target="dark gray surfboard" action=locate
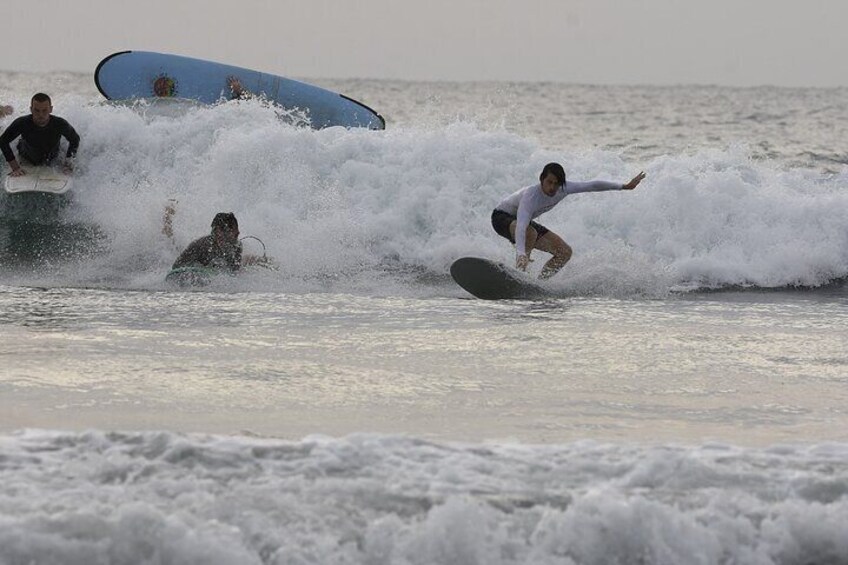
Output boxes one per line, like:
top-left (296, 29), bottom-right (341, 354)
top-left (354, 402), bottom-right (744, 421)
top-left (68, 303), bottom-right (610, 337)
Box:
top-left (450, 257), bottom-right (550, 300)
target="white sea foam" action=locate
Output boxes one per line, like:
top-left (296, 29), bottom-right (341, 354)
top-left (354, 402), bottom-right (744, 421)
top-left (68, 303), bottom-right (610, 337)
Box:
top-left (3, 76), bottom-right (848, 564)
top-left (1, 430), bottom-right (847, 564)
top-left (2, 95), bottom-right (844, 296)
top-left (2, 75), bottom-right (847, 295)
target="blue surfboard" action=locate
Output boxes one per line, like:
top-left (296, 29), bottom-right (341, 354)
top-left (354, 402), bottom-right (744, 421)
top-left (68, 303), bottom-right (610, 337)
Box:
top-left (94, 51), bottom-right (385, 130)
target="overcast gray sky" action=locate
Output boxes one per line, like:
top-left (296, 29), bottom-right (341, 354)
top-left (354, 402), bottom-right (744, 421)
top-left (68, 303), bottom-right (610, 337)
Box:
top-left (5, 0), bottom-right (847, 86)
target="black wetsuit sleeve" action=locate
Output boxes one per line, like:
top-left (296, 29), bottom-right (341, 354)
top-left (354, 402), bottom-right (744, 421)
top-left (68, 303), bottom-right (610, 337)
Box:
top-left (0, 116), bottom-right (25, 162)
top-left (55, 117), bottom-right (80, 159)
top-left (233, 243), bottom-right (243, 271)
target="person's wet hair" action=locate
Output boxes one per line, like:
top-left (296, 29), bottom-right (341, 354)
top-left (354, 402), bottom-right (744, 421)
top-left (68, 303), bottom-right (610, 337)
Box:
top-left (540, 162), bottom-right (566, 186)
top-left (211, 212), bottom-right (238, 231)
top-left (31, 92), bottom-right (51, 105)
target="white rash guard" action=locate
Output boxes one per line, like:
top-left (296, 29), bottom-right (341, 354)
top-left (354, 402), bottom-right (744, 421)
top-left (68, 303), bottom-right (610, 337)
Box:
top-left (495, 179), bottom-right (622, 259)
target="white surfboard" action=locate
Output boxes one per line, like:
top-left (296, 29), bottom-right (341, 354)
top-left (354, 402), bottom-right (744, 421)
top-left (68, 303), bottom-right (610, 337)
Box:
top-left (4, 166), bottom-right (73, 195)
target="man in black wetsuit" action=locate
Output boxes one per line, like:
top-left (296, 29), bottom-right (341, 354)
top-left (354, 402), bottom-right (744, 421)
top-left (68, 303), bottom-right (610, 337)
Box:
top-left (172, 212), bottom-right (244, 272)
top-left (0, 93), bottom-right (80, 177)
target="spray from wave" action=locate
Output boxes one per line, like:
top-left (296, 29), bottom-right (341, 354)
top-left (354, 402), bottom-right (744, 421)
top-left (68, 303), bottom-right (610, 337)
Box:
top-left (3, 94), bottom-right (847, 296)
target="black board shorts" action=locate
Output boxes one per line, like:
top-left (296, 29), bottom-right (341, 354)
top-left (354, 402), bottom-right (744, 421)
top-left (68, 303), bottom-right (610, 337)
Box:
top-left (491, 209), bottom-right (549, 244)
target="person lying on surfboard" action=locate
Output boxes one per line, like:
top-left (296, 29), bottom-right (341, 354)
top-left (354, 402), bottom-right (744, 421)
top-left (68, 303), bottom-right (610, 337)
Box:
top-left (171, 212), bottom-right (268, 272)
top-left (0, 93), bottom-right (80, 177)
top-left (491, 162), bottom-right (645, 279)
top-left (172, 212), bottom-right (245, 272)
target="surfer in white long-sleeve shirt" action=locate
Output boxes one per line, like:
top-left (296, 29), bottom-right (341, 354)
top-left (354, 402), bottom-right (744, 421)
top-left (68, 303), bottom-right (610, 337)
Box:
top-left (492, 162), bottom-right (645, 279)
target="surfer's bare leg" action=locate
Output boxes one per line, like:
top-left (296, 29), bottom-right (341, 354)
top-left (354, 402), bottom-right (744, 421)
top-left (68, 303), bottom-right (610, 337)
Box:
top-left (535, 231), bottom-right (572, 279)
top-left (508, 221), bottom-right (539, 257)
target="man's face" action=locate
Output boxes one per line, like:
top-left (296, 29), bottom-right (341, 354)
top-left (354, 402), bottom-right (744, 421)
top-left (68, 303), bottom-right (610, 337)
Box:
top-left (30, 100), bottom-right (52, 127)
top-left (215, 225), bottom-right (239, 246)
top-left (541, 172), bottom-right (562, 196)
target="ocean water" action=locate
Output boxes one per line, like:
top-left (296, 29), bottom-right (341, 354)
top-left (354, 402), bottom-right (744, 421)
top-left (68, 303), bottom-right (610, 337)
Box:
top-left (1, 72), bottom-right (847, 564)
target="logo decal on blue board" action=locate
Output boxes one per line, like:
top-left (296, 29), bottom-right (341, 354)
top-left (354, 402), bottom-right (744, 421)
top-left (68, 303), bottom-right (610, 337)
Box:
top-left (227, 75), bottom-right (249, 100)
top-left (152, 74), bottom-right (178, 97)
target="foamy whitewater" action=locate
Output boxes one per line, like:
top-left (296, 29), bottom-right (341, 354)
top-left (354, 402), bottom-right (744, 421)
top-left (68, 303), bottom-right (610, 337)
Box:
top-left (1, 72), bottom-right (847, 564)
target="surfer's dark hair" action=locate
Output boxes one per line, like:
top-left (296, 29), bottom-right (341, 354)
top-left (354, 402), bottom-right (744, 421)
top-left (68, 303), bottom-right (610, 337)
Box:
top-left (211, 212), bottom-right (238, 231)
top-left (540, 162), bottom-right (566, 186)
top-left (31, 92), bottom-right (51, 105)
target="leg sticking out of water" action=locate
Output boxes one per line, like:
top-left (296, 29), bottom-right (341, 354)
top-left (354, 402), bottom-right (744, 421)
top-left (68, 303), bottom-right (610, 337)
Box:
top-left (509, 220), bottom-right (572, 279)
